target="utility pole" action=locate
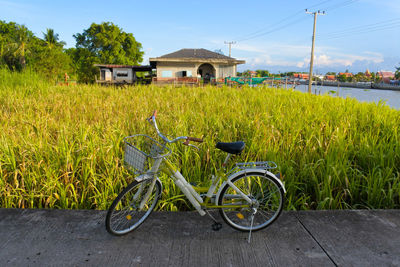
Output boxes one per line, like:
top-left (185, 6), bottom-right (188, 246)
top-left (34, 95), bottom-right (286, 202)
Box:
top-left (306, 9), bottom-right (325, 93)
top-left (224, 41), bottom-right (236, 57)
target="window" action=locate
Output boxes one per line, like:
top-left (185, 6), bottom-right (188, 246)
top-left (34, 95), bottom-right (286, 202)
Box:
top-left (116, 71), bottom-right (128, 77)
top-left (162, 71), bottom-right (172, 78)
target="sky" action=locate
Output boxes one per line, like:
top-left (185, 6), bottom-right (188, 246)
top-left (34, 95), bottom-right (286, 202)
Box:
top-left (1, 0), bottom-right (400, 73)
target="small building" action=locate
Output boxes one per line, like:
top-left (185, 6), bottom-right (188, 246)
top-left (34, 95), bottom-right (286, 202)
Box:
top-left (293, 73), bottom-right (309, 80)
top-left (248, 71), bottom-right (257, 77)
top-left (94, 64), bottom-right (153, 85)
top-left (324, 75), bottom-right (336, 81)
top-left (149, 48), bottom-right (245, 84)
top-left (378, 71), bottom-right (395, 83)
top-left (338, 72), bottom-right (353, 78)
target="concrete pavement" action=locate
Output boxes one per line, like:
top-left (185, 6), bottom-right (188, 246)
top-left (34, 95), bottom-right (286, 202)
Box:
top-left (0, 209), bottom-right (399, 266)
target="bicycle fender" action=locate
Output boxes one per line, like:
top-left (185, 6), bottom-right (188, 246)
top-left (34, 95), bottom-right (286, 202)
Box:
top-left (215, 169), bottom-right (286, 203)
top-left (135, 173), bottom-right (153, 182)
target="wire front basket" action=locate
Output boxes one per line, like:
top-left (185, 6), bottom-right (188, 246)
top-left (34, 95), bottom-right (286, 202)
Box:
top-left (123, 134), bottom-right (171, 174)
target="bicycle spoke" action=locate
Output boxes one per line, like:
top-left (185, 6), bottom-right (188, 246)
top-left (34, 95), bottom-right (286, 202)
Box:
top-left (219, 174), bottom-right (284, 231)
top-left (106, 179), bottom-right (161, 235)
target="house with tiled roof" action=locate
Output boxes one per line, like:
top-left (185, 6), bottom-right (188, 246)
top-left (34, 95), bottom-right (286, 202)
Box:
top-left (149, 48), bottom-right (245, 83)
top-left (338, 72), bottom-right (353, 78)
top-left (293, 73), bottom-right (309, 79)
top-left (378, 71), bottom-right (395, 83)
top-left (324, 75), bottom-right (336, 81)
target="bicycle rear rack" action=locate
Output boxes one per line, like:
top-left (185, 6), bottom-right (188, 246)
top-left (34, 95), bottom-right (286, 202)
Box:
top-left (235, 161), bottom-right (277, 170)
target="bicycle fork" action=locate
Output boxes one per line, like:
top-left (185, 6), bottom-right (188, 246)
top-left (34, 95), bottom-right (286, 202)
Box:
top-left (136, 158), bottom-right (163, 210)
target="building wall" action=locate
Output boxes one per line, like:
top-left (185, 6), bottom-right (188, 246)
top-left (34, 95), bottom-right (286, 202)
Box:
top-left (156, 62), bottom-right (237, 78)
top-left (112, 68), bottom-right (134, 82)
top-left (217, 64), bottom-right (235, 78)
top-left (156, 62), bottom-right (197, 78)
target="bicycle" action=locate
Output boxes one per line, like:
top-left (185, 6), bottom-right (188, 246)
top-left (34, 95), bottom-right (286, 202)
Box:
top-left (105, 111), bottom-right (286, 242)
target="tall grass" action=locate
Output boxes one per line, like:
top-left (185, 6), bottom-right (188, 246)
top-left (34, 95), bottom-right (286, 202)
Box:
top-left (0, 69), bottom-right (399, 210)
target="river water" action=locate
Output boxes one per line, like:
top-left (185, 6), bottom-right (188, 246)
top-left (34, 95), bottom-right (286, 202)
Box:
top-left (292, 84), bottom-right (400, 110)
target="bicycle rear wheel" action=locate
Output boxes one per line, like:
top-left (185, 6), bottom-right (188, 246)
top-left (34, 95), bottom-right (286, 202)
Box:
top-left (218, 172), bottom-right (284, 232)
top-left (106, 178), bottom-right (162, 236)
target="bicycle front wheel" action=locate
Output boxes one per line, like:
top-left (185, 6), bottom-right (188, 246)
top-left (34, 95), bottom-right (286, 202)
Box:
top-left (105, 178), bottom-right (162, 236)
top-left (218, 172), bottom-right (284, 232)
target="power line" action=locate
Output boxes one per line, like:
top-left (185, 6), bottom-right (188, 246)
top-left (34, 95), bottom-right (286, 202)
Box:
top-left (237, 17), bottom-right (309, 42)
top-left (322, 0), bottom-right (359, 12)
top-left (319, 18), bottom-right (400, 40)
top-left (233, 0), bottom-right (334, 42)
top-left (324, 18), bottom-right (400, 35)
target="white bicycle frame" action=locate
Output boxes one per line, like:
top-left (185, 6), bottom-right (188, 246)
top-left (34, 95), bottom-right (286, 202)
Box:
top-left (136, 113), bottom-right (286, 216)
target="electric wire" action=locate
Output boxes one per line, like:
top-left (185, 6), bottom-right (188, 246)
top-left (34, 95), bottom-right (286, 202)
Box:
top-left (322, 0), bottom-right (359, 12)
top-left (319, 18), bottom-right (400, 40)
top-left (237, 17), bottom-right (309, 42)
top-left (234, 0), bottom-right (360, 42)
top-left (233, 0), bottom-right (334, 42)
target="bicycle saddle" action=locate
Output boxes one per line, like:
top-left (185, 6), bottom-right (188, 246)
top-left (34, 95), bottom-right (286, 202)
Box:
top-left (215, 141), bottom-right (245, 154)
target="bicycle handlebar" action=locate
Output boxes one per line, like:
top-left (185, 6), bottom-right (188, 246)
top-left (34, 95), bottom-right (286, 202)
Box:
top-left (147, 110), bottom-right (202, 145)
top-left (183, 136), bottom-right (203, 145)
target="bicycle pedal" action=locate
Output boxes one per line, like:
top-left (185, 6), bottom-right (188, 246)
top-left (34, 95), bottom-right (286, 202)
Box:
top-left (211, 222), bottom-right (222, 231)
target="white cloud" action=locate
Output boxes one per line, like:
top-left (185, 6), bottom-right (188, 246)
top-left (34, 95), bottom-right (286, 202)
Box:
top-left (235, 40), bottom-right (384, 70)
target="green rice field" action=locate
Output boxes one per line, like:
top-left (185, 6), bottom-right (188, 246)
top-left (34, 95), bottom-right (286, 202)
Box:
top-left (1, 69), bottom-right (399, 211)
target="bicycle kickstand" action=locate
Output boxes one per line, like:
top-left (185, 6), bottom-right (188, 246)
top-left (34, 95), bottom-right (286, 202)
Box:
top-left (205, 210), bottom-right (222, 231)
top-left (248, 208), bottom-right (257, 244)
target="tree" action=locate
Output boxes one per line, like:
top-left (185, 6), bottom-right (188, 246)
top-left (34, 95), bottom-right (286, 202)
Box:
top-left (70, 22), bottom-right (144, 82)
top-left (338, 74), bottom-right (347, 82)
top-left (395, 64), bottom-right (400, 80)
top-left (74, 22), bottom-right (143, 65)
top-left (66, 47), bottom-right (98, 83)
top-left (12, 25), bottom-right (32, 69)
top-left (0, 21), bottom-right (35, 70)
top-left (43, 28), bottom-right (65, 49)
top-left (256, 69), bottom-right (270, 77)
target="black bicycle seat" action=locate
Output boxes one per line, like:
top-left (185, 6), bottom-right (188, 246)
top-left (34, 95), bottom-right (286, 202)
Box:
top-left (215, 141), bottom-right (245, 154)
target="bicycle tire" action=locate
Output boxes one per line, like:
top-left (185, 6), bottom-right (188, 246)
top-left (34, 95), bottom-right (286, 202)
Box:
top-left (218, 172), bottom-right (284, 232)
top-left (105, 179), bottom-right (162, 236)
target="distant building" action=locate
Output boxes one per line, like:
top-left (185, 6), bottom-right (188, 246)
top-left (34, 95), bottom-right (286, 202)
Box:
top-left (365, 69), bottom-right (371, 77)
top-left (94, 64), bottom-right (153, 85)
top-left (338, 72), bottom-right (353, 78)
top-left (149, 48), bottom-right (245, 84)
top-left (378, 71), bottom-right (395, 83)
top-left (249, 71), bottom-right (257, 77)
top-left (293, 73), bottom-right (309, 80)
top-left (324, 75), bottom-right (336, 81)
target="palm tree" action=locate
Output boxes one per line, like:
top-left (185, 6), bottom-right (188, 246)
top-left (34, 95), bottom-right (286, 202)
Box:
top-left (12, 25), bottom-right (30, 69)
top-left (43, 28), bottom-right (65, 49)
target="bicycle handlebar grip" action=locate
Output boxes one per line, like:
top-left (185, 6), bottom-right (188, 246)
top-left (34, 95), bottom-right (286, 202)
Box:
top-left (183, 136), bottom-right (203, 145)
top-left (188, 137), bottom-right (203, 143)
